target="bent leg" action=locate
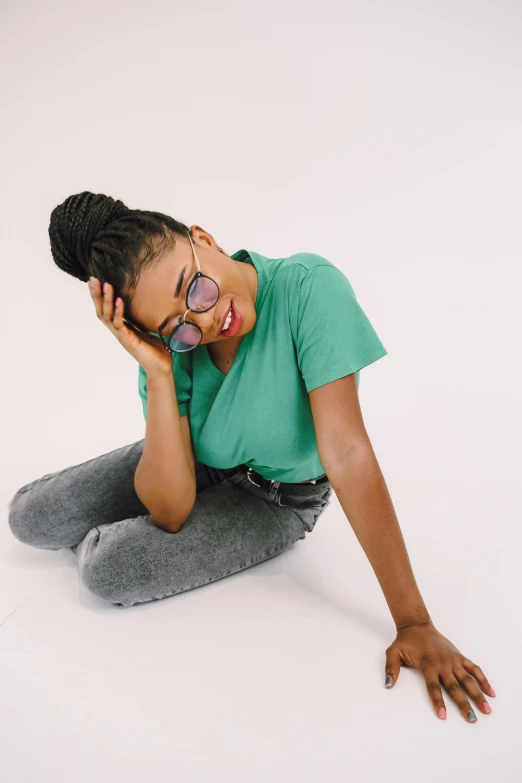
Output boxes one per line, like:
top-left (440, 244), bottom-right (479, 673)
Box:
top-left (8, 440), bottom-right (213, 551)
top-left (77, 482), bottom-right (306, 607)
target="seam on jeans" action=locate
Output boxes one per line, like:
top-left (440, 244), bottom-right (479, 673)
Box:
top-left (113, 540), bottom-right (296, 607)
top-left (14, 443), bottom-right (143, 495)
top-left (13, 486), bottom-right (33, 496)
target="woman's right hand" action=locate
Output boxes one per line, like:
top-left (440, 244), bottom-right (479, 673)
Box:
top-left (88, 277), bottom-right (173, 377)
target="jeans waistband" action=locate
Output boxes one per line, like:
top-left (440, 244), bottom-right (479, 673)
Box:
top-left (228, 464), bottom-right (330, 492)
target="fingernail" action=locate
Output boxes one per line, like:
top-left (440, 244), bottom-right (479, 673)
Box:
top-left (467, 710), bottom-right (477, 722)
top-left (103, 282), bottom-right (109, 292)
top-left (385, 675), bottom-right (393, 688)
top-left (483, 703), bottom-right (492, 714)
top-left (490, 687), bottom-right (496, 697)
top-left (438, 707), bottom-right (446, 719)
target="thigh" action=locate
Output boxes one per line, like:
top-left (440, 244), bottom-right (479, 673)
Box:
top-left (8, 440), bottom-right (214, 551)
top-left (8, 439), bottom-right (150, 549)
top-left (77, 480), bottom-right (307, 607)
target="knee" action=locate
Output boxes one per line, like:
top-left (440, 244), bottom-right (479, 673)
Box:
top-left (79, 543), bottom-right (132, 607)
top-left (80, 569), bottom-right (131, 607)
top-left (8, 487), bottom-right (37, 544)
top-left (8, 487), bottom-right (61, 550)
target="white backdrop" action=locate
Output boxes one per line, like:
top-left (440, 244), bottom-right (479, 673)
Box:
top-left (1, 1), bottom-right (521, 781)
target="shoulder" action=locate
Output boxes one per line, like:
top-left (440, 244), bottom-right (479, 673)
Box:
top-left (276, 252), bottom-right (355, 304)
top-left (274, 251), bottom-right (350, 291)
top-left (278, 251), bottom-right (337, 275)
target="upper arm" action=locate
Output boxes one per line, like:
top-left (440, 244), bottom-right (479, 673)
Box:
top-left (309, 372), bottom-right (372, 470)
top-left (180, 413), bottom-right (196, 478)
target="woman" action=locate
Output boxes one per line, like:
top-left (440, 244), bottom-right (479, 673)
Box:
top-left (8, 191), bottom-right (495, 723)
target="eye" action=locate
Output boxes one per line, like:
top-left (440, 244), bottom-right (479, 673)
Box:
top-left (181, 272), bottom-right (194, 302)
top-left (167, 318), bottom-right (179, 333)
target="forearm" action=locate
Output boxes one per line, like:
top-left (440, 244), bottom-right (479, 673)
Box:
top-left (326, 447), bottom-right (432, 630)
top-left (134, 369), bottom-right (196, 532)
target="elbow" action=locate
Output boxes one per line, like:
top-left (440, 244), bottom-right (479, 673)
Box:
top-left (150, 499), bottom-right (195, 534)
top-left (135, 479), bottom-right (196, 534)
top-left (151, 516), bottom-right (184, 534)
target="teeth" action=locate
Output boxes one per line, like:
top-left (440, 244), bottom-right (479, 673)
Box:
top-left (221, 305), bottom-right (233, 332)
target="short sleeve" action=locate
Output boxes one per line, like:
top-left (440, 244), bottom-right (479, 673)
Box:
top-left (137, 350), bottom-right (193, 420)
top-left (294, 264), bottom-right (388, 393)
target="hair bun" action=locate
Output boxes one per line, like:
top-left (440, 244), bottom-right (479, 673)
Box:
top-left (49, 191), bottom-right (129, 281)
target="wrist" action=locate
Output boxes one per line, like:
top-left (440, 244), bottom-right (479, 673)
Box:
top-left (397, 619), bottom-right (434, 631)
top-left (394, 606), bottom-right (432, 632)
top-left (145, 363), bottom-right (173, 381)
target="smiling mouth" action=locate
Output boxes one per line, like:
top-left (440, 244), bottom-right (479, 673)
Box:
top-left (217, 301), bottom-right (234, 335)
top-left (217, 303), bottom-right (231, 335)
top-left (216, 300), bottom-right (242, 337)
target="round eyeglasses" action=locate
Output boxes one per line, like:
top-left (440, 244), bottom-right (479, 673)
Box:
top-left (124, 232), bottom-right (220, 354)
top-left (161, 268), bottom-right (220, 353)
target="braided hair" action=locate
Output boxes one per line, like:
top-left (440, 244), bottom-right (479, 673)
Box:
top-left (48, 191), bottom-right (193, 321)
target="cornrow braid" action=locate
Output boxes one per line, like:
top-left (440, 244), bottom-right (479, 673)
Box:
top-left (48, 191), bottom-right (193, 318)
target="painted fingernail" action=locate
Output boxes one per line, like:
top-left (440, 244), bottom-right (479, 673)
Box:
top-left (483, 702), bottom-right (492, 714)
top-left (438, 707), bottom-right (446, 719)
top-left (467, 710), bottom-right (477, 722)
top-left (490, 687), bottom-right (496, 697)
top-left (103, 282), bottom-right (109, 292)
top-left (385, 676), bottom-right (393, 688)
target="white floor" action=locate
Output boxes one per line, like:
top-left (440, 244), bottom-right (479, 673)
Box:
top-left (2, 476), bottom-right (519, 783)
top-left (3, 0), bottom-right (521, 779)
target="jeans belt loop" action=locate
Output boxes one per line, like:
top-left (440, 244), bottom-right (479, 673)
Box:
top-left (246, 467), bottom-right (261, 487)
top-left (246, 467), bottom-right (277, 498)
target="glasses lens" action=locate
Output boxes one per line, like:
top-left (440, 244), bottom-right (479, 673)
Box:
top-left (168, 275), bottom-right (219, 352)
top-left (169, 322), bottom-right (201, 352)
top-left (187, 275), bottom-right (219, 311)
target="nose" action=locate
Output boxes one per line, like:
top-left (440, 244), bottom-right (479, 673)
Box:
top-left (188, 300), bottom-right (220, 336)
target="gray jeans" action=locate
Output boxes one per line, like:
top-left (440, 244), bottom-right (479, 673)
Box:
top-left (8, 439), bottom-right (333, 608)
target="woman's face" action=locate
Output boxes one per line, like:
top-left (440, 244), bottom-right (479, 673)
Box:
top-left (127, 226), bottom-right (258, 348)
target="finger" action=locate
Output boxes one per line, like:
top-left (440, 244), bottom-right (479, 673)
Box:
top-left (384, 644), bottom-right (401, 688)
top-left (113, 296), bottom-right (125, 330)
top-left (102, 281), bottom-right (114, 322)
top-left (420, 665), bottom-right (447, 720)
top-left (461, 658), bottom-right (496, 698)
top-left (88, 277), bottom-right (103, 319)
top-left (440, 671), bottom-right (478, 723)
top-left (454, 666), bottom-right (492, 715)
top-left (107, 293), bottom-right (135, 346)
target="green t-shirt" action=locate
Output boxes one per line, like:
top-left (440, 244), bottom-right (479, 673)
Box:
top-left (138, 249), bottom-right (388, 483)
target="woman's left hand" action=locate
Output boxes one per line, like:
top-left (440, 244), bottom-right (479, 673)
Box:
top-left (384, 621), bottom-right (496, 722)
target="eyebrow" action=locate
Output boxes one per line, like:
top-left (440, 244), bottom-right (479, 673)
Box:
top-left (158, 264), bottom-right (188, 333)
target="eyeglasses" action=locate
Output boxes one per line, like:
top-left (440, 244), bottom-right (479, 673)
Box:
top-left (124, 232), bottom-right (220, 354)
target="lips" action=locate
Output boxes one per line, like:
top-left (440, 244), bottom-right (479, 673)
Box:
top-left (216, 300), bottom-right (233, 336)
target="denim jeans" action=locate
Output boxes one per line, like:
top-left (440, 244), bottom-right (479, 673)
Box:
top-left (8, 439), bottom-right (333, 608)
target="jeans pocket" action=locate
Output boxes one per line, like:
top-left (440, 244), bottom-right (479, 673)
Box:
top-left (321, 486), bottom-right (333, 508)
top-left (276, 485), bottom-right (332, 513)
top-left (220, 468), bottom-right (252, 489)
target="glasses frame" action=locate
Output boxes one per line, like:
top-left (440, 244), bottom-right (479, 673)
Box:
top-left (123, 232), bottom-right (220, 354)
